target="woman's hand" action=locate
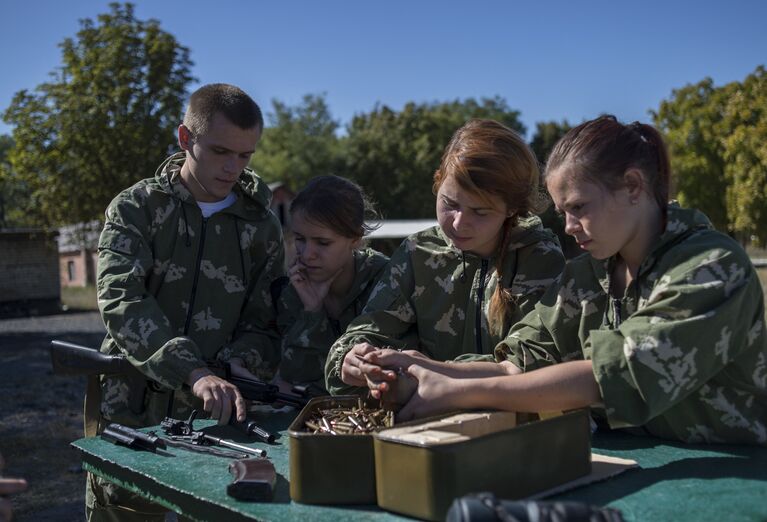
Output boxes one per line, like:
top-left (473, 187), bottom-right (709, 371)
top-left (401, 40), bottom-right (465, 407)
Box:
top-left (365, 348), bottom-right (428, 375)
top-left (340, 343), bottom-right (391, 387)
top-left (397, 365), bottom-right (465, 421)
top-left (228, 358), bottom-right (260, 381)
top-left (289, 257), bottom-right (342, 312)
top-left (362, 348), bottom-right (428, 399)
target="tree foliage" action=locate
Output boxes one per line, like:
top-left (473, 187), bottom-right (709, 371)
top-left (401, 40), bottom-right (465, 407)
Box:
top-left (529, 120), bottom-right (572, 166)
top-left (719, 66), bottom-right (767, 241)
top-left (654, 66), bottom-right (767, 242)
top-left (2, 2), bottom-right (194, 226)
top-left (249, 95), bottom-right (525, 219)
top-left (339, 97), bottom-right (525, 218)
top-left (249, 94), bottom-right (341, 190)
top-left (0, 134), bottom-right (31, 228)
top-left (653, 79), bottom-right (730, 232)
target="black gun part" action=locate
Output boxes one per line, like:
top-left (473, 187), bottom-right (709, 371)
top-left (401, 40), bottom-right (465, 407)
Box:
top-left (101, 423), bottom-right (166, 452)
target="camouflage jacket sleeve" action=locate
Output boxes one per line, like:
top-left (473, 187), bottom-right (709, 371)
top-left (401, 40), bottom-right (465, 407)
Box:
top-left (277, 290), bottom-right (336, 385)
top-left (325, 242), bottom-right (418, 395)
top-left (492, 259), bottom-right (585, 370)
top-left (98, 201), bottom-right (207, 390)
top-left (589, 246), bottom-right (764, 428)
top-left (215, 231), bottom-right (285, 381)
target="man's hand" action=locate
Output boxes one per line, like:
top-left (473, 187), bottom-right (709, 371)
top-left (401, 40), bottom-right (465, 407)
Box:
top-left (187, 367), bottom-right (246, 424)
top-left (0, 453), bottom-right (28, 522)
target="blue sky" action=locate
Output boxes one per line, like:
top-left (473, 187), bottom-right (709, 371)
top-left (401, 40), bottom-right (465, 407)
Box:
top-left (1, 0), bottom-right (765, 139)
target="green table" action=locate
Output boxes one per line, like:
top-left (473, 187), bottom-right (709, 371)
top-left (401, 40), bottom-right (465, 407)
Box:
top-left (72, 410), bottom-right (767, 521)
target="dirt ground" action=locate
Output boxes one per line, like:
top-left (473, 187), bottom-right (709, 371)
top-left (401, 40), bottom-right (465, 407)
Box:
top-left (0, 311), bottom-right (105, 521)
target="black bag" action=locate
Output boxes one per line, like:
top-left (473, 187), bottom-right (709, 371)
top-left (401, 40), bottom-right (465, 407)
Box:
top-left (446, 492), bottom-right (625, 522)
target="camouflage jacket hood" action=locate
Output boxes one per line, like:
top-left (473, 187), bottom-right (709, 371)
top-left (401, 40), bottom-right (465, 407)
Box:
top-left (156, 151), bottom-right (274, 218)
top-left (96, 152), bottom-right (285, 426)
top-left (325, 215), bottom-right (565, 395)
top-left (277, 248), bottom-right (389, 389)
top-left (588, 203), bottom-right (713, 296)
top-left (497, 204), bottom-right (767, 445)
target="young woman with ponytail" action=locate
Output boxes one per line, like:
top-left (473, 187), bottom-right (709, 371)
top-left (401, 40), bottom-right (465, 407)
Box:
top-left (324, 119), bottom-right (566, 395)
top-left (382, 115), bottom-right (767, 445)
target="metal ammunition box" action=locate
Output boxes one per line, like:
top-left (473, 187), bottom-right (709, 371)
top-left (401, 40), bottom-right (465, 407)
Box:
top-left (373, 409), bottom-right (592, 520)
top-left (287, 396), bottom-right (378, 505)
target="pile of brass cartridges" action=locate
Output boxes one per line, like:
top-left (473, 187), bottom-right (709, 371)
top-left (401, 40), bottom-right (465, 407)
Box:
top-left (303, 402), bottom-right (394, 435)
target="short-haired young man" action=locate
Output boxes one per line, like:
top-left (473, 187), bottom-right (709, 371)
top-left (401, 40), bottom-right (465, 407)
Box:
top-left (87, 83), bottom-right (284, 521)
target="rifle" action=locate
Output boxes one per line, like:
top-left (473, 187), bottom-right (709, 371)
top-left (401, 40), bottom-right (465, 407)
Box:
top-left (50, 339), bottom-right (312, 408)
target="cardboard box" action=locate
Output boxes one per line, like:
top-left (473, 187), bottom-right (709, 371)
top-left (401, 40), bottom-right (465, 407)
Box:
top-left (373, 409), bottom-right (592, 520)
top-left (287, 396), bottom-right (379, 504)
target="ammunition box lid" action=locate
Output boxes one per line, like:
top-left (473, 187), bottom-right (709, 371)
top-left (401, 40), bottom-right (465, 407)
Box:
top-left (374, 411), bottom-right (518, 447)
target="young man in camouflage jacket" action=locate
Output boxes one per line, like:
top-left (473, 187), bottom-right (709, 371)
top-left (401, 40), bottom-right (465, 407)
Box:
top-left (87, 84), bottom-right (284, 520)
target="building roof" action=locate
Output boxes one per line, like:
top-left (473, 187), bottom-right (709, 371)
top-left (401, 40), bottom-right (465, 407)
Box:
top-left (0, 228), bottom-right (58, 239)
top-left (365, 219), bottom-right (438, 239)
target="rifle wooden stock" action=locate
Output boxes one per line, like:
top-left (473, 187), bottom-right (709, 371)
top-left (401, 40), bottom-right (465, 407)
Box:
top-left (50, 340), bottom-right (134, 376)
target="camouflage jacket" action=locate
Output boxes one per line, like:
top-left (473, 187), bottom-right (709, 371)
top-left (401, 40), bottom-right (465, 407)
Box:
top-left (276, 248), bottom-right (389, 390)
top-left (96, 152), bottom-right (285, 427)
top-left (325, 217), bottom-right (565, 395)
top-left (496, 205), bottom-right (767, 445)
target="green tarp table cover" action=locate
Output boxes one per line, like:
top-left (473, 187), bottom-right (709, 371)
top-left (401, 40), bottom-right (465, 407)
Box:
top-left (72, 410), bottom-right (767, 521)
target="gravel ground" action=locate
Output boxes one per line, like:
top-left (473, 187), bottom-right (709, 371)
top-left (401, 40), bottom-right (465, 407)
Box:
top-left (0, 311), bottom-right (106, 522)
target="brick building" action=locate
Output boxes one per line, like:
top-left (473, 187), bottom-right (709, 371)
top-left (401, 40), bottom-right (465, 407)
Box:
top-left (0, 228), bottom-right (61, 316)
top-left (57, 221), bottom-right (100, 288)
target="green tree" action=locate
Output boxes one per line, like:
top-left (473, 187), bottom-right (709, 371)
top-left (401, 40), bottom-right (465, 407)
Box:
top-left (529, 120), bottom-right (572, 166)
top-left (2, 2), bottom-right (194, 226)
top-left (249, 94), bottom-right (341, 191)
top-left (654, 66), bottom-right (767, 241)
top-left (652, 78), bottom-right (730, 232)
top-left (719, 66), bottom-right (767, 243)
top-left (0, 134), bottom-right (26, 228)
top-left (341, 97), bottom-right (525, 218)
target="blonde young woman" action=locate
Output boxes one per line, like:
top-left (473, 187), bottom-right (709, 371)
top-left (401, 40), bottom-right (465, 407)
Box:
top-left (325, 119), bottom-right (565, 395)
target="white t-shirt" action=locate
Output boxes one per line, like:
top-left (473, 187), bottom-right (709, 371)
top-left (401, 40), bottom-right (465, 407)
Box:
top-left (197, 192), bottom-right (237, 218)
